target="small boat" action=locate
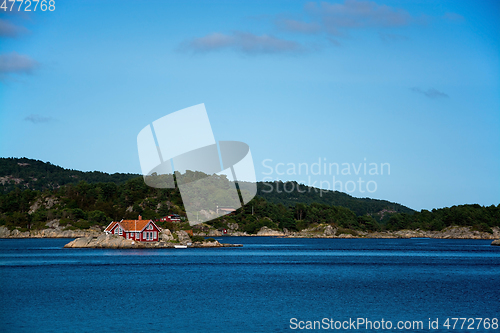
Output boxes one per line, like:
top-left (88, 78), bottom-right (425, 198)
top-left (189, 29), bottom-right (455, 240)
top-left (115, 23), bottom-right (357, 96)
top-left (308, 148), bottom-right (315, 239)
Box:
top-left (174, 245), bottom-right (187, 249)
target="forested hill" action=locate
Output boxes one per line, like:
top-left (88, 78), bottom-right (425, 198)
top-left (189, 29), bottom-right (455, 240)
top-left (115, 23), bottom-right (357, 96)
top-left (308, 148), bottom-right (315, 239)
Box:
top-left (255, 181), bottom-right (413, 216)
top-left (1, 157), bottom-right (412, 216)
top-left (0, 157), bottom-right (139, 192)
top-left (1, 158), bottom-right (498, 235)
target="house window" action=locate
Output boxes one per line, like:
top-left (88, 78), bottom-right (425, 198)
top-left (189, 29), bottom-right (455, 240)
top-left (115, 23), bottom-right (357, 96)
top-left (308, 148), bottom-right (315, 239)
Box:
top-left (136, 232), bottom-right (140, 239)
top-left (153, 231), bottom-right (157, 239)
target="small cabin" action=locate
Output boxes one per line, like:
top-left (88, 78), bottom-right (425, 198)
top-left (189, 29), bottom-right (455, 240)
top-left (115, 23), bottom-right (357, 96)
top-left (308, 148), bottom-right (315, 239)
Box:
top-left (156, 214), bottom-right (182, 223)
top-left (104, 216), bottom-right (161, 242)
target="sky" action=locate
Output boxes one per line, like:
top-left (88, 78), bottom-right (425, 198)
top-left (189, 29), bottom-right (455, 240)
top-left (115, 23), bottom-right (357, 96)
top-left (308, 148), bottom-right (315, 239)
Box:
top-left (0, 0), bottom-right (499, 211)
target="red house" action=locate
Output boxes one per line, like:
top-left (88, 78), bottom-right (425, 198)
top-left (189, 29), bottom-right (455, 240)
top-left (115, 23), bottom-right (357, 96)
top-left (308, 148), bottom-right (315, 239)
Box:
top-left (156, 214), bottom-right (181, 223)
top-left (104, 216), bottom-right (161, 242)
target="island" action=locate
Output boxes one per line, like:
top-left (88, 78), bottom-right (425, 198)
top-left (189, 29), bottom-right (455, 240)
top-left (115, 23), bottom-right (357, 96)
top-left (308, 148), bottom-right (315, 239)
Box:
top-left (64, 229), bottom-right (242, 249)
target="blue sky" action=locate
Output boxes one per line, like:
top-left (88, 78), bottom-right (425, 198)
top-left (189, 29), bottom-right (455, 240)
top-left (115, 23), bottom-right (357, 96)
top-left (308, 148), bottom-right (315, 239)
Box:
top-left (0, 0), bottom-right (498, 211)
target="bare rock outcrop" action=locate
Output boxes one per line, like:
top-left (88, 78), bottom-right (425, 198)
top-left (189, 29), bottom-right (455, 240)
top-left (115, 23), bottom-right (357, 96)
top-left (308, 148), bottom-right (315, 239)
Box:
top-left (324, 225), bottom-right (336, 236)
top-left (0, 226), bottom-right (11, 238)
top-left (0, 225), bottom-right (100, 239)
top-left (492, 239), bottom-right (500, 246)
top-left (65, 234), bottom-right (144, 248)
top-left (160, 229), bottom-right (174, 241)
top-left (176, 230), bottom-right (192, 245)
top-left (227, 223), bottom-right (239, 231)
top-left (208, 229), bottom-right (222, 237)
top-left (257, 226), bottom-right (284, 236)
top-left (28, 196), bottom-right (59, 214)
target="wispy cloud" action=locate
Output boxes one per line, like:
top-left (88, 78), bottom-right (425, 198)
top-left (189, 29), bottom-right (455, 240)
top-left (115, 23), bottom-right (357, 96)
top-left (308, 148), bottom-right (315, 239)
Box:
top-left (327, 37), bottom-right (342, 47)
top-left (181, 0), bottom-right (457, 55)
top-left (411, 87), bottom-right (449, 99)
top-left (275, 19), bottom-right (321, 34)
top-left (181, 31), bottom-right (305, 55)
top-left (0, 52), bottom-right (39, 75)
top-left (379, 33), bottom-right (409, 43)
top-left (443, 12), bottom-right (465, 23)
top-left (24, 114), bottom-right (53, 124)
top-left (297, 0), bottom-right (415, 36)
top-left (0, 18), bottom-right (28, 38)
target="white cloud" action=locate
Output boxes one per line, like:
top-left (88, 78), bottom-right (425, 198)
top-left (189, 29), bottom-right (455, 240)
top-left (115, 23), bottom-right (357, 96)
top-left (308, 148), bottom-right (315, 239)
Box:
top-left (306, 0), bottom-right (412, 35)
top-left (0, 18), bottom-right (28, 38)
top-left (274, 0), bottom-right (417, 38)
top-left (411, 87), bottom-right (449, 99)
top-left (275, 19), bottom-right (321, 34)
top-left (182, 31), bottom-right (305, 54)
top-left (443, 12), bottom-right (465, 23)
top-left (24, 114), bottom-right (53, 124)
top-left (0, 52), bottom-right (39, 74)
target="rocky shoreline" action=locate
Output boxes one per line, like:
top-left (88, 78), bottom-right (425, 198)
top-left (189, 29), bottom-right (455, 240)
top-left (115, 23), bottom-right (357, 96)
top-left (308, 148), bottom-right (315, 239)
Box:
top-left (195, 224), bottom-right (500, 240)
top-left (1, 223), bottom-right (499, 246)
top-left (0, 225), bottom-right (101, 239)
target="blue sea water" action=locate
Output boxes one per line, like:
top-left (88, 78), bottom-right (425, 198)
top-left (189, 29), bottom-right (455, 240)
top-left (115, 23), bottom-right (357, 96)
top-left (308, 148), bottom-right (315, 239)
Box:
top-left (0, 237), bottom-right (499, 333)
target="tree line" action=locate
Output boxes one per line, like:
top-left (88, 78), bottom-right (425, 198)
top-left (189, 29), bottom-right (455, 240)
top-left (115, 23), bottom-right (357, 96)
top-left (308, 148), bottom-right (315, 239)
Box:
top-left (0, 177), bottom-right (498, 234)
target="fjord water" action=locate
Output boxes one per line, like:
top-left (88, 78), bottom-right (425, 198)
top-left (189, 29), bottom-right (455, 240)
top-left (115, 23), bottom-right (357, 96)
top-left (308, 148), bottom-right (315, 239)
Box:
top-left (0, 238), bottom-right (498, 333)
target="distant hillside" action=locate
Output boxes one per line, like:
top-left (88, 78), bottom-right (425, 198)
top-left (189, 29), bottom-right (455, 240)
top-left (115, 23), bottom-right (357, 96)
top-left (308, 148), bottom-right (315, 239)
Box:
top-left (0, 158), bottom-right (497, 235)
top-left (0, 157), bottom-right (139, 192)
top-left (1, 158), bottom-right (413, 217)
top-left (255, 181), bottom-right (414, 216)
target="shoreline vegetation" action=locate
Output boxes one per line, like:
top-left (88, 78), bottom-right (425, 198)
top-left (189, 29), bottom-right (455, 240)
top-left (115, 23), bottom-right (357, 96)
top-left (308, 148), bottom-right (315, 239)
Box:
top-left (1, 158), bottom-right (499, 246)
top-left (1, 222), bottom-right (499, 247)
top-left (1, 224), bottom-right (499, 243)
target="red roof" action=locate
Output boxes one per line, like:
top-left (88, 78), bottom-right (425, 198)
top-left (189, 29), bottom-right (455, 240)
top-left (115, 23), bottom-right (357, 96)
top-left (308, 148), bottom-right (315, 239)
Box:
top-left (104, 219), bottom-right (161, 233)
top-left (104, 221), bottom-right (118, 233)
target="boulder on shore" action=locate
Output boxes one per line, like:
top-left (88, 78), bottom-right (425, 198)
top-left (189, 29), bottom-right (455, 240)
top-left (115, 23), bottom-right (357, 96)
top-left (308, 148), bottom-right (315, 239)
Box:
top-left (257, 226), bottom-right (284, 236)
top-left (492, 239), bottom-right (500, 246)
top-left (176, 230), bottom-right (192, 245)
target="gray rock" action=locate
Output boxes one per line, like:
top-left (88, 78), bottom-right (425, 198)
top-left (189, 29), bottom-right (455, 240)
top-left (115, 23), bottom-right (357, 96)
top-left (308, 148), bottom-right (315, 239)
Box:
top-left (208, 230), bottom-right (222, 237)
top-left (324, 225), bottom-right (336, 236)
top-left (0, 226), bottom-right (11, 238)
top-left (64, 237), bottom-right (93, 248)
top-left (492, 239), bottom-right (500, 246)
top-left (29, 199), bottom-right (42, 214)
top-left (160, 229), bottom-right (174, 241)
top-left (65, 234), bottom-right (141, 248)
top-left (45, 219), bottom-right (60, 229)
top-left (227, 223), bottom-right (239, 231)
top-left (176, 230), bottom-right (192, 245)
top-left (257, 226), bottom-right (284, 236)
